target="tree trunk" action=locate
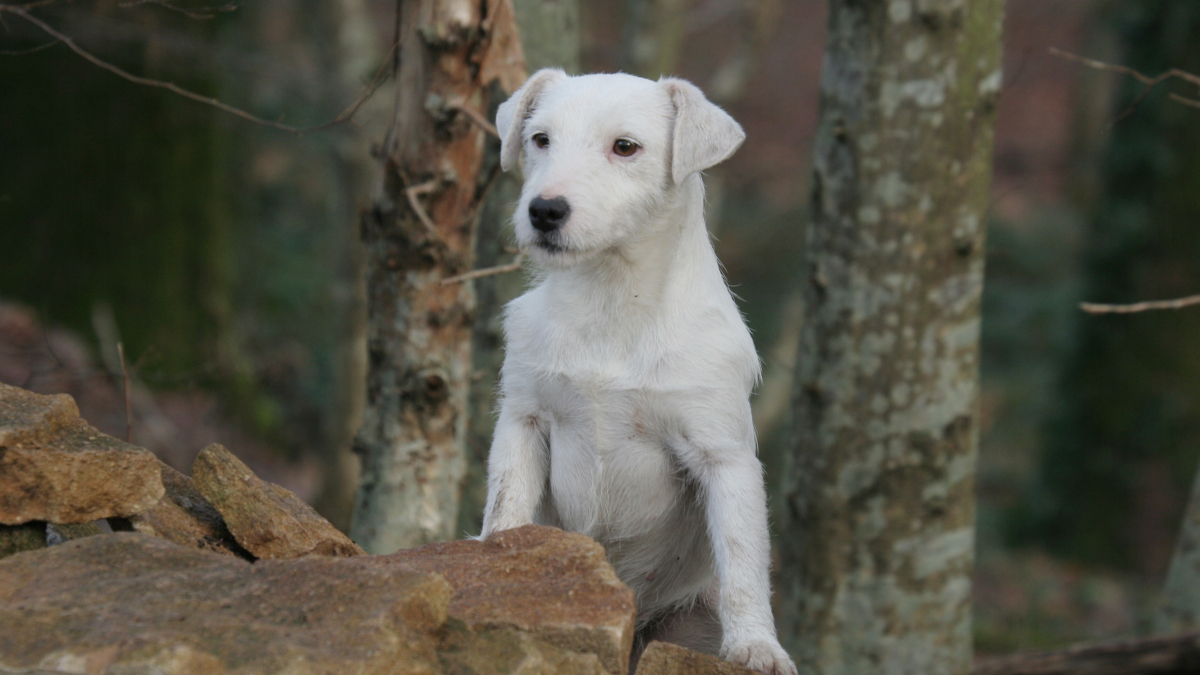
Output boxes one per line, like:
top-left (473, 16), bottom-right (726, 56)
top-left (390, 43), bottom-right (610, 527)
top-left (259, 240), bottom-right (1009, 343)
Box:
top-left (459, 0), bottom-right (580, 537)
top-left (215, 0), bottom-right (382, 532)
top-left (1158, 466), bottom-right (1200, 633)
top-left (778, 2), bottom-right (1004, 674)
top-left (350, 0), bottom-right (524, 553)
top-left (620, 0), bottom-right (687, 78)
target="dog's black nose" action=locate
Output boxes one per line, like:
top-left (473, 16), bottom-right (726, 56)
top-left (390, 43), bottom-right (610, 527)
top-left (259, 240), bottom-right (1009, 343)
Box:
top-left (529, 197), bottom-right (570, 233)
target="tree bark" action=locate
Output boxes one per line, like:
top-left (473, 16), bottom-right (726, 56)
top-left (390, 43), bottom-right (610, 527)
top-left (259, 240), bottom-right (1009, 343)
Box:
top-left (620, 0), bottom-right (687, 78)
top-left (350, 0), bottom-right (524, 553)
top-left (778, 2), bottom-right (1004, 674)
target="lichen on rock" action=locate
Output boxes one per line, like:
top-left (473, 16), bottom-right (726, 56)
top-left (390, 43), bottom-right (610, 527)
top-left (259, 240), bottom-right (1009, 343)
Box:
top-left (0, 382), bottom-right (164, 525)
top-left (191, 443), bottom-right (364, 559)
top-left (634, 641), bottom-right (760, 675)
top-left (387, 525), bottom-right (637, 675)
top-left (0, 533), bottom-right (449, 675)
top-left (120, 461), bottom-right (247, 557)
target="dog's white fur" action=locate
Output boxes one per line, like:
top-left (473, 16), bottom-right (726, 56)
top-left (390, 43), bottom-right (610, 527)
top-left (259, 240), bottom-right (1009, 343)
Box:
top-left (481, 70), bottom-right (797, 675)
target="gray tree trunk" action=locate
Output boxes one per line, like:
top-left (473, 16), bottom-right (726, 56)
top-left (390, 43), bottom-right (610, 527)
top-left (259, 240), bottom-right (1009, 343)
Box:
top-left (213, 0), bottom-right (380, 531)
top-left (460, 0), bottom-right (580, 537)
top-left (778, 2), bottom-right (1004, 674)
top-left (621, 0), bottom-right (687, 78)
top-left (1157, 467), bottom-right (1200, 633)
top-left (350, 0), bottom-right (525, 553)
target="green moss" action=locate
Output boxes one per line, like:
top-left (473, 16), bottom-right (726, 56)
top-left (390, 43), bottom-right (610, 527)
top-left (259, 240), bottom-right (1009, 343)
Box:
top-left (0, 522), bottom-right (46, 559)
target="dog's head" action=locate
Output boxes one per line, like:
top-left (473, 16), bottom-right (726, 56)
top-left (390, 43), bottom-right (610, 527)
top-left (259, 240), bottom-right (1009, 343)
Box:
top-left (496, 71), bottom-right (744, 267)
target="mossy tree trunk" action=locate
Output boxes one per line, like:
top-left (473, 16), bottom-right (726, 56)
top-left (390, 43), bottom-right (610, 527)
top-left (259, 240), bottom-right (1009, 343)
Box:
top-left (350, 0), bottom-right (524, 553)
top-left (778, 2), bottom-right (1004, 673)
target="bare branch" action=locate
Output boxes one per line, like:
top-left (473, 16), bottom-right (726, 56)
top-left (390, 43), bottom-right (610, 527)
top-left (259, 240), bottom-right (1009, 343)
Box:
top-left (973, 630), bottom-right (1200, 675)
top-left (1081, 294), bottom-right (1200, 315)
top-left (0, 37), bottom-right (56, 55)
top-left (0, 4), bottom-right (396, 134)
top-left (440, 252), bottom-right (525, 286)
top-left (117, 341), bottom-right (133, 442)
top-left (1169, 93), bottom-right (1200, 110)
top-left (119, 0), bottom-right (243, 20)
top-left (1050, 47), bottom-right (1200, 123)
top-left (405, 180), bottom-right (440, 237)
top-left (448, 103), bottom-right (499, 138)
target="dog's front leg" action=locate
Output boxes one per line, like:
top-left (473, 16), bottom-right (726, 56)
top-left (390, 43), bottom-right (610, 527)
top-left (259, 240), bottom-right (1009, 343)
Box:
top-left (481, 405), bottom-right (549, 538)
top-left (679, 426), bottom-right (798, 675)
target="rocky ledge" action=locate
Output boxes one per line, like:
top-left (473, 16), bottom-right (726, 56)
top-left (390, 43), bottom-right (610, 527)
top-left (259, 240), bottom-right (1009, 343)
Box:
top-left (0, 382), bottom-right (760, 674)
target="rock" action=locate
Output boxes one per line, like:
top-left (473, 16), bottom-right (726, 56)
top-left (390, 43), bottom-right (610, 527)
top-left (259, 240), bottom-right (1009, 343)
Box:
top-left (0, 533), bottom-right (449, 675)
top-left (387, 525), bottom-right (637, 675)
top-left (46, 521), bottom-right (104, 545)
top-left (0, 382), bottom-right (164, 524)
top-left (438, 617), bottom-right (608, 675)
top-left (634, 641), bottom-right (760, 675)
top-left (191, 444), bottom-right (363, 559)
top-left (121, 461), bottom-right (245, 557)
top-left (0, 522), bottom-right (45, 559)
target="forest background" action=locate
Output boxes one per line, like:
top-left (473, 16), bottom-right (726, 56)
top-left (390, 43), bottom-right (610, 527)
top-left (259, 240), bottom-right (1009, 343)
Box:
top-left (2, 0), bottom-right (1199, 659)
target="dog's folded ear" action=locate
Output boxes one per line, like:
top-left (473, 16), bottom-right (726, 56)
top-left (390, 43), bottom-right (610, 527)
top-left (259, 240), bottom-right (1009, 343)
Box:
top-left (660, 78), bottom-right (746, 185)
top-left (497, 68), bottom-right (568, 172)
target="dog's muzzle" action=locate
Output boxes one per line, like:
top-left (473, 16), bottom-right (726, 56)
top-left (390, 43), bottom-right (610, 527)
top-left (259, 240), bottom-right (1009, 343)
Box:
top-left (529, 196), bottom-right (570, 233)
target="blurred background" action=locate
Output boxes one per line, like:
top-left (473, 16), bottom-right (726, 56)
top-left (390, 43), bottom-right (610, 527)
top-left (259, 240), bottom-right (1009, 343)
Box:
top-left (3, 0), bottom-right (1200, 657)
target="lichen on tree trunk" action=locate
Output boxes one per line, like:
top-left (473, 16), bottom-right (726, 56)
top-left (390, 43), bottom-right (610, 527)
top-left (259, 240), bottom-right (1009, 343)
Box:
top-left (779, 1), bottom-right (1003, 673)
top-left (350, 0), bottom-right (525, 554)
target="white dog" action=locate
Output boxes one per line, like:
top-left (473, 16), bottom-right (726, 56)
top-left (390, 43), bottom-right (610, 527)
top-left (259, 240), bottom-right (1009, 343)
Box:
top-left (480, 69), bottom-right (796, 675)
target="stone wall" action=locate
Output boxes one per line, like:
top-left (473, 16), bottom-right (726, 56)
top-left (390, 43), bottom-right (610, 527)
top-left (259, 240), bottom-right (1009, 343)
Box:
top-left (0, 382), bottom-right (758, 675)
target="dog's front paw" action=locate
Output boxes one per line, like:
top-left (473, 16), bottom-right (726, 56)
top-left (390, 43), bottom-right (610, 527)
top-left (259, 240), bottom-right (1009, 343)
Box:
top-left (721, 638), bottom-right (797, 675)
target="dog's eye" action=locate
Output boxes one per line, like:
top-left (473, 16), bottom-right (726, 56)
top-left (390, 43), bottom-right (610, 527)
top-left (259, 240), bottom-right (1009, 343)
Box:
top-left (613, 139), bottom-right (640, 157)
top-left (532, 133), bottom-right (550, 149)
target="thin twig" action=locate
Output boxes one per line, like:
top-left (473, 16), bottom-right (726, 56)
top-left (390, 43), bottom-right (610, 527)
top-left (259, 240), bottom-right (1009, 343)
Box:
top-left (117, 341), bottom-right (133, 442)
top-left (405, 180), bottom-right (440, 236)
top-left (1169, 93), bottom-right (1200, 110)
top-left (0, 37), bottom-right (57, 55)
top-left (119, 0), bottom-right (243, 20)
top-left (1080, 294), bottom-right (1200, 314)
top-left (321, 39), bottom-right (400, 130)
top-left (440, 252), bottom-right (526, 285)
top-left (1050, 48), bottom-right (1200, 123)
top-left (0, 4), bottom-right (396, 134)
top-left (1050, 48), bottom-right (1200, 87)
top-left (448, 103), bottom-right (499, 138)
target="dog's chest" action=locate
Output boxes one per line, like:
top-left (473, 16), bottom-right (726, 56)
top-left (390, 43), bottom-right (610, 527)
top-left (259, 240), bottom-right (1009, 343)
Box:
top-left (534, 366), bottom-right (685, 537)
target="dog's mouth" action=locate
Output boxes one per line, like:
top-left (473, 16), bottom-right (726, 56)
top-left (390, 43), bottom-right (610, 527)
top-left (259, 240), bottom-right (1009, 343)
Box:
top-left (534, 235), bottom-right (566, 253)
